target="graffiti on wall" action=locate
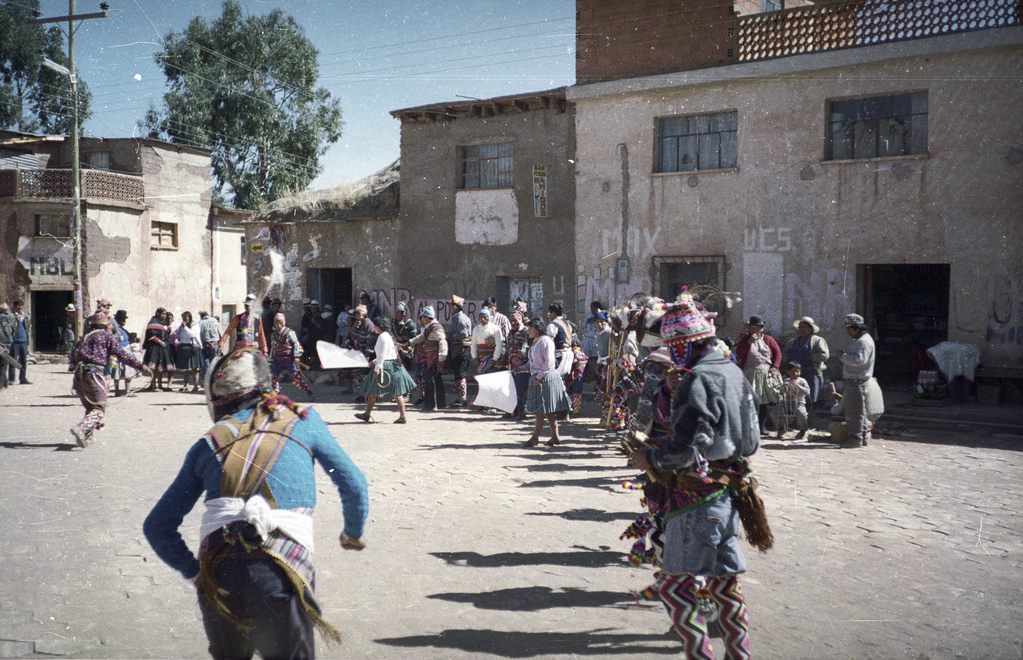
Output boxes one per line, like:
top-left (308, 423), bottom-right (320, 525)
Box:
top-left (784, 269), bottom-right (851, 331)
top-left (16, 237), bottom-right (73, 284)
top-left (575, 263), bottom-right (651, 313)
top-left (363, 288), bottom-right (485, 324)
top-left (744, 227), bottom-right (793, 252)
top-left (954, 269), bottom-right (1023, 347)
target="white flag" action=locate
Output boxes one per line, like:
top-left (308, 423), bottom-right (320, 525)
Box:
top-left (317, 341), bottom-right (370, 369)
top-left (473, 370), bottom-right (518, 414)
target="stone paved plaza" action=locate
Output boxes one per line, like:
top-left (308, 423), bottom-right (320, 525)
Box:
top-left (1, 364), bottom-right (1021, 658)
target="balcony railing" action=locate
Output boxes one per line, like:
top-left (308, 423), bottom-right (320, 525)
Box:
top-left (738, 0), bottom-right (1022, 63)
top-left (0, 168), bottom-right (145, 205)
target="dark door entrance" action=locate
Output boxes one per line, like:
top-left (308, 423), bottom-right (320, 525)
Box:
top-left (863, 264), bottom-right (950, 383)
top-left (307, 268), bottom-right (353, 312)
top-left (30, 290), bottom-right (73, 352)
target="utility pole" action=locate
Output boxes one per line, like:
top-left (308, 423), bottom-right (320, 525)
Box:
top-left (33, 2), bottom-right (109, 336)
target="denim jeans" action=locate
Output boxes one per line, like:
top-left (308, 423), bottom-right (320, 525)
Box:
top-left (9, 342), bottom-right (27, 383)
top-left (661, 494), bottom-right (746, 576)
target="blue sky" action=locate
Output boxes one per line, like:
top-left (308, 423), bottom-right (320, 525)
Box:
top-left (39, 0), bottom-right (576, 190)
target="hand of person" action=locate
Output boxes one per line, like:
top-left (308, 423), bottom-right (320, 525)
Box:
top-left (339, 532), bottom-right (365, 551)
top-left (628, 449), bottom-right (652, 471)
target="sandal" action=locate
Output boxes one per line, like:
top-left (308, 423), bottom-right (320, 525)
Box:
top-left (354, 412), bottom-right (374, 423)
top-left (523, 435), bottom-right (540, 447)
top-left (393, 417), bottom-right (407, 424)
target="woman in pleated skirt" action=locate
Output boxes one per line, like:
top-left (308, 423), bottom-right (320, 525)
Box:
top-left (355, 318), bottom-right (417, 424)
top-left (524, 317), bottom-right (570, 446)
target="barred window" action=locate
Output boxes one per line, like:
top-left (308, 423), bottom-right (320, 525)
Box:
top-left (35, 213), bottom-right (71, 237)
top-left (151, 221), bottom-right (178, 250)
top-left (459, 143), bottom-right (513, 189)
top-left (656, 111), bottom-right (737, 173)
top-left (827, 92), bottom-right (928, 160)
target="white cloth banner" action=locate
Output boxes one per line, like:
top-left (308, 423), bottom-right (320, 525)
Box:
top-left (926, 341), bottom-right (982, 382)
top-left (317, 341), bottom-right (370, 369)
top-left (472, 370), bottom-right (518, 414)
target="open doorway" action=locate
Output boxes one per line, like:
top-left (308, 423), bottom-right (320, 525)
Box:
top-left (30, 290), bottom-right (73, 352)
top-left (307, 268), bottom-right (353, 312)
top-left (862, 264), bottom-right (950, 383)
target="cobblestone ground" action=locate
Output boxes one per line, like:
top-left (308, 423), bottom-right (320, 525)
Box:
top-left (1, 364), bottom-right (1021, 658)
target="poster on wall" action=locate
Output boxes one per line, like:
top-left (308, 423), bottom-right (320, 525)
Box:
top-left (532, 164), bottom-right (547, 218)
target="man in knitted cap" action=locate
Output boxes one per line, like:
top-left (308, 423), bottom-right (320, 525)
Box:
top-left (409, 305), bottom-right (447, 411)
top-left (70, 312), bottom-right (151, 447)
top-left (838, 313), bottom-right (876, 449)
top-left (627, 294), bottom-right (766, 659)
top-left (144, 347), bottom-right (369, 659)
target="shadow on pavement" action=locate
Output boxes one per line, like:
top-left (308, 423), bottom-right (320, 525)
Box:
top-left (2, 403), bottom-right (80, 407)
top-left (417, 442), bottom-right (528, 450)
top-left (431, 548), bottom-right (624, 568)
top-left (503, 451), bottom-right (617, 462)
top-left (427, 586), bottom-right (635, 611)
top-left (518, 475), bottom-right (626, 491)
top-left (0, 441), bottom-right (76, 451)
top-left (375, 628), bottom-right (677, 657)
top-left (525, 508), bottom-right (637, 523)
top-left (761, 441), bottom-right (838, 451)
top-left (508, 462), bottom-right (626, 473)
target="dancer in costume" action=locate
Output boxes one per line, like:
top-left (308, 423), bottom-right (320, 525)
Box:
top-left (70, 312), bottom-right (150, 447)
top-left (143, 307), bottom-right (173, 391)
top-left (447, 295), bottom-right (472, 407)
top-left (355, 318), bottom-right (417, 424)
top-left (627, 296), bottom-right (770, 660)
top-left (219, 293), bottom-right (268, 355)
top-left (144, 348), bottom-right (368, 659)
top-left (408, 306), bottom-right (447, 411)
top-left (523, 317), bottom-right (570, 447)
top-left (268, 313), bottom-right (313, 397)
top-left (566, 338), bottom-right (589, 417)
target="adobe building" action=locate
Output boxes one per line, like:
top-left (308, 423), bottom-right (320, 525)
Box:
top-left (0, 132), bottom-right (230, 348)
top-left (569, 0), bottom-right (1023, 381)
top-left (391, 88), bottom-right (577, 321)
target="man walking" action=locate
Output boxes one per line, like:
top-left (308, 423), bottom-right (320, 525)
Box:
top-left (628, 296), bottom-right (767, 659)
top-left (198, 311), bottom-right (221, 379)
top-left (839, 313), bottom-right (876, 449)
top-left (9, 299), bottom-right (30, 384)
top-left (144, 348), bottom-right (369, 659)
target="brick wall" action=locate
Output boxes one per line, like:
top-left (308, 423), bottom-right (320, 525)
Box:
top-left (576, 0), bottom-right (738, 83)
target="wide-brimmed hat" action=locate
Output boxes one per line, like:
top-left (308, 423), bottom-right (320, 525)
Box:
top-left (419, 305), bottom-right (436, 320)
top-left (354, 304), bottom-right (368, 315)
top-left (792, 316), bottom-right (820, 334)
top-left (396, 301), bottom-right (409, 314)
top-left (302, 298), bottom-right (311, 306)
top-left (65, 303), bottom-right (76, 312)
top-left (747, 315), bottom-right (765, 327)
top-left (115, 309), bottom-right (128, 320)
top-left (310, 299), bottom-right (320, 306)
top-left (451, 294), bottom-right (465, 307)
top-left (244, 293), bottom-right (256, 303)
top-left (844, 313), bottom-right (866, 329)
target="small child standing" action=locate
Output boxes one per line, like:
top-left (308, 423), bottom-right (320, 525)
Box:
top-left (776, 361), bottom-right (811, 440)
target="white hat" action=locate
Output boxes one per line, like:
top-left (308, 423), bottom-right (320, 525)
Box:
top-left (310, 299), bottom-right (320, 306)
top-left (65, 303), bottom-right (76, 312)
top-left (244, 293), bottom-right (256, 302)
top-left (792, 316), bottom-right (820, 334)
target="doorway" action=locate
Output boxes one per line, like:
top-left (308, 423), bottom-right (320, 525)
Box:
top-left (30, 290), bottom-right (73, 352)
top-left (862, 264), bottom-right (950, 383)
top-left (307, 268), bottom-right (353, 312)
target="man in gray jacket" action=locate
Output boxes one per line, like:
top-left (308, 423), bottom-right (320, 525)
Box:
top-left (839, 313), bottom-right (876, 449)
top-left (0, 302), bottom-right (16, 389)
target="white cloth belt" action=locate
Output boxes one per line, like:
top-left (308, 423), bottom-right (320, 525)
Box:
top-left (201, 495), bottom-right (315, 552)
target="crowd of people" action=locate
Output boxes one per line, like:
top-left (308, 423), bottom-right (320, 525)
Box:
top-left (2, 285), bottom-right (881, 658)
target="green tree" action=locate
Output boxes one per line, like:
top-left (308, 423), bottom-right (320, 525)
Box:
top-left (0, 0), bottom-right (92, 134)
top-left (144, 0), bottom-right (342, 209)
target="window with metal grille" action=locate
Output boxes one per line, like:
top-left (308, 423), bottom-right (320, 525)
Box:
top-left (459, 142), bottom-right (513, 189)
top-left (151, 221), bottom-right (178, 250)
top-left (827, 92), bottom-right (928, 160)
top-left (86, 151), bottom-right (110, 170)
top-left (656, 111), bottom-right (738, 173)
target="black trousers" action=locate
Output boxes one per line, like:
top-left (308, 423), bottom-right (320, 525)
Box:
top-left (198, 556), bottom-right (315, 660)
top-left (422, 366), bottom-right (446, 410)
top-left (512, 372), bottom-right (530, 416)
top-left (9, 341), bottom-right (27, 383)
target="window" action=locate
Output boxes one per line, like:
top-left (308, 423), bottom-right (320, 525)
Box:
top-left (653, 256), bottom-right (727, 315)
top-left (827, 92), bottom-right (928, 160)
top-left (151, 221), bottom-right (178, 250)
top-left (86, 151), bottom-right (110, 170)
top-left (656, 111), bottom-right (737, 173)
top-left (35, 213), bottom-right (71, 237)
top-left (762, 0), bottom-right (783, 11)
top-left (459, 142), bottom-right (513, 189)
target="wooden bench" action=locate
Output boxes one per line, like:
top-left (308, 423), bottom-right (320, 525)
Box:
top-left (975, 366), bottom-right (1023, 405)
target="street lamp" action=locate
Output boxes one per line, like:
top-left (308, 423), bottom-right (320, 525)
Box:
top-left (33, 2), bottom-right (109, 336)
